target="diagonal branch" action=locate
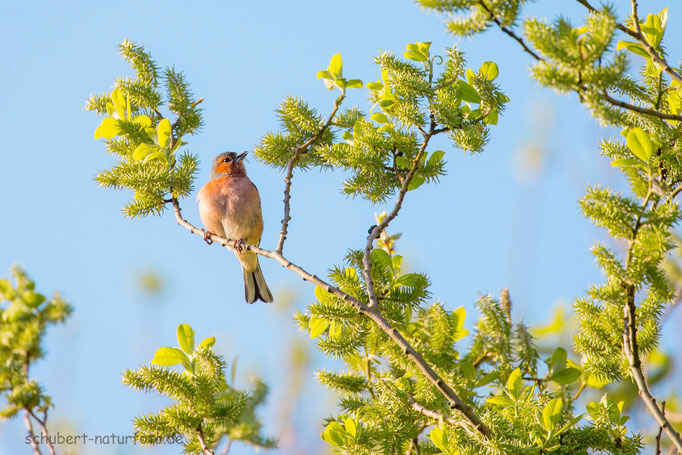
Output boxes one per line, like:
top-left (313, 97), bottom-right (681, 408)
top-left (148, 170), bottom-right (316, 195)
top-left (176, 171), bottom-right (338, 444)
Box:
top-left (275, 92), bottom-right (346, 255)
top-left (170, 197), bottom-right (493, 439)
top-left (197, 423), bottom-right (215, 455)
top-left (577, 0), bottom-right (682, 85)
top-left (621, 191), bottom-right (682, 453)
top-left (24, 410), bottom-right (42, 455)
top-left (478, 0), bottom-right (544, 62)
top-left (409, 398), bottom-right (466, 429)
top-left (361, 130), bottom-right (432, 309)
top-left (481, 0), bottom-right (682, 122)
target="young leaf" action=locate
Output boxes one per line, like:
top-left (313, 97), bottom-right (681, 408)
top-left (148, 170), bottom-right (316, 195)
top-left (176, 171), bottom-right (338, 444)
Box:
top-left (542, 398), bottom-right (563, 431)
top-left (176, 323), bottom-right (195, 355)
top-left (94, 117), bottom-right (120, 139)
top-left (157, 118), bottom-right (172, 149)
top-left (480, 61), bottom-right (499, 81)
top-left (329, 54), bottom-right (343, 79)
top-left (309, 316), bottom-right (330, 338)
top-left (626, 127), bottom-right (654, 162)
top-left (198, 336), bottom-right (216, 349)
top-left (152, 347), bottom-right (189, 367)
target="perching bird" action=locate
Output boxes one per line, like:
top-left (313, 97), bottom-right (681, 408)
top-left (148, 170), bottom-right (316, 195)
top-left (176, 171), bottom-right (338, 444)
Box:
top-left (197, 152), bottom-right (274, 303)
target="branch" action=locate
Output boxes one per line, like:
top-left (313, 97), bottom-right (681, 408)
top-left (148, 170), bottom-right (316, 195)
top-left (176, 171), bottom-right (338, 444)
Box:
top-left (600, 91), bottom-right (682, 122)
top-left (483, 0), bottom-right (682, 122)
top-left (409, 398), bottom-right (466, 429)
top-left (275, 92), bottom-right (345, 255)
top-left (577, 0), bottom-right (682, 85)
top-left (622, 192), bottom-right (682, 453)
top-left (26, 409), bottom-right (56, 455)
top-left (170, 198), bottom-right (493, 438)
top-left (197, 424), bottom-right (215, 455)
top-left (219, 439), bottom-right (232, 455)
top-left (478, 0), bottom-right (545, 62)
top-left (23, 410), bottom-right (42, 455)
top-left (361, 131), bottom-right (432, 308)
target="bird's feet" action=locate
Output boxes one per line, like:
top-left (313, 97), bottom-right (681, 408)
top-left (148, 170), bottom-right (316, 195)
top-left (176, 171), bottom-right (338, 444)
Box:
top-left (233, 239), bottom-right (246, 253)
top-left (202, 229), bottom-right (214, 245)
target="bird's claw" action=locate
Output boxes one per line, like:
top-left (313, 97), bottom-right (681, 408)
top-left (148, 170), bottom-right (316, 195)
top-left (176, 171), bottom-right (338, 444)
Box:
top-left (203, 230), bottom-right (214, 245)
top-left (233, 239), bottom-right (245, 253)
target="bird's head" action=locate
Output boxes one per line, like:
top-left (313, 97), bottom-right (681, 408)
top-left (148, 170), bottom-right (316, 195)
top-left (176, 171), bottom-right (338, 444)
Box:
top-left (210, 151), bottom-right (248, 179)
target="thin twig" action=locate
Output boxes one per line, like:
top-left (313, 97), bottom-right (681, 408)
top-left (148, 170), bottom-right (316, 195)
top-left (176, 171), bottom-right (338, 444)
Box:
top-left (409, 398), bottom-right (466, 428)
top-left (577, 0), bottom-right (682, 85)
top-left (362, 132), bottom-right (432, 308)
top-left (26, 409), bottom-right (56, 455)
top-left (482, 0), bottom-right (682, 122)
top-left (275, 92), bottom-right (345, 255)
top-left (24, 410), bottom-right (42, 455)
top-left (571, 382), bottom-right (587, 401)
top-left (478, 0), bottom-right (544, 62)
top-left (656, 402), bottom-right (666, 455)
top-left (197, 424), bottom-right (215, 455)
top-left (219, 439), bottom-right (232, 455)
top-left (170, 197), bottom-right (493, 438)
top-left (621, 191), bottom-right (682, 453)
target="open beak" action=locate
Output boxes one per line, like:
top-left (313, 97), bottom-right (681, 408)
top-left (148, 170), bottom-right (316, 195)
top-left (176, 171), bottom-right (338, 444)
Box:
top-left (236, 152), bottom-right (248, 162)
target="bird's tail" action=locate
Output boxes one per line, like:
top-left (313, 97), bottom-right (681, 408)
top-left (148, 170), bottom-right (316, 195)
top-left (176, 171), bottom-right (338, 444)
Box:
top-left (242, 260), bottom-right (273, 304)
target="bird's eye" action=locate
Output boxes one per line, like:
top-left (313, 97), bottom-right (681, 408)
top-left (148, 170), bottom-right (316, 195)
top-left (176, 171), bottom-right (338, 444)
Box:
top-left (222, 157), bottom-right (230, 163)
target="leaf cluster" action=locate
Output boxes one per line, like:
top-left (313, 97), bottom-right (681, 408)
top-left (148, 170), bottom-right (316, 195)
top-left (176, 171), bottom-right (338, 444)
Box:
top-left (87, 39), bottom-right (202, 217)
top-left (122, 324), bottom-right (275, 453)
top-left (256, 43), bottom-right (508, 203)
top-left (0, 267), bottom-right (72, 420)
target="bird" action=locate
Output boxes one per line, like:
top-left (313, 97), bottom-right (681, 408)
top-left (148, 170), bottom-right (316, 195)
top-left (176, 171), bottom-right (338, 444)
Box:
top-left (197, 151), bottom-right (274, 304)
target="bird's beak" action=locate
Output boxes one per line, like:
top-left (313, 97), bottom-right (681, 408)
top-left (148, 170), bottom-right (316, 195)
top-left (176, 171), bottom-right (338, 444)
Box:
top-left (236, 152), bottom-right (248, 162)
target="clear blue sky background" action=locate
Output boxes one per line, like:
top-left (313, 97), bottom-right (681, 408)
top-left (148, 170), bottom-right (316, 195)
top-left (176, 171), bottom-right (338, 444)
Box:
top-left (1, 1), bottom-right (680, 454)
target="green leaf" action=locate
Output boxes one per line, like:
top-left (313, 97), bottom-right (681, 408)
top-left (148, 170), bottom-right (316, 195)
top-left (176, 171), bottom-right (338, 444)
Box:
top-left (611, 158), bottom-right (646, 168)
top-left (460, 360), bottom-right (476, 381)
top-left (456, 81), bottom-right (481, 103)
top-left (550, 347), bottom-right (567, 372)
top-left (370, 112), bottom-right (390, 124)
top-left (484, 109), bottom-right (498, 125)
top-left (345, 79), bottom-right (363, 89)
top-left (151, 347), bottom-right (189, 367)
top-left (329, 54), bottom-right (343, 79)
top-left (542, 398), bottom-right (563, 431)
top-left (132, 143), bottom-right (158, 161)
top-left (407, 175), bottom-right (425, 191)
top-left (198, 336), bottom-right (215, 349)
top-left (487, 395), bottom-right (514, 407)
top-left (328, 321), bottom-right (342, 340)
top-left (366, 81), bottom-right (383, 91)
top-left (111, 88), bottom-right (126, 119)
top-left (309, 316), bottom-right (330, 338)
top-left (145, 127), bottom-right (159, 145)
top-left (176, 324), bottom-right (195, 355)
top-left (549, 367), bottom-right (581, 385)
top-left (403, 50), bottom-right (427, 62)
top-left (143, 150), bottom-right (167, 164)
top-left (465, 68), bottom-right (476, 84)
top-left (134, 115), bottom-right (152, 128)
top-left (344, 417), bottom-right (357, 436)
top-left (94, 117), bottom-right (120, 139)
top-left (626, 127), bottom-right (654, 162)
top-left (507, 368), bottom-right (523, 399)
top-left (417, 41), bottom-right (431, 56)
top-left (429, 427), bottom-right (448, 451)
top-left (322, 421), bottom-right (346, 447)
top-left (157, 118), bottom-right (172, 148)
top-left (428, 150), bottom-right (445, 166)
top-left (317, 70), bottom-right (331, 80)
top-left (616, 41), bottom-right (650, 59)
top-left (370, 248), bottom-right (392, 272)
top-left (475, 371), bottom-right (499, 388)
top-left (480, 61), bottom-right (499, 81)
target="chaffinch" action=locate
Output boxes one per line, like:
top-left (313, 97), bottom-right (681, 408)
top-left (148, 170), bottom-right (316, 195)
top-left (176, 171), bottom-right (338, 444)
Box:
top-left (197, 152), bottom-right (273, 303)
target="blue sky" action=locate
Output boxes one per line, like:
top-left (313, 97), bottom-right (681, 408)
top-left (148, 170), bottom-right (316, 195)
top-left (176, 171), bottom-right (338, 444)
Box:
top-left (1, 1), bottom-right (680, 454)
